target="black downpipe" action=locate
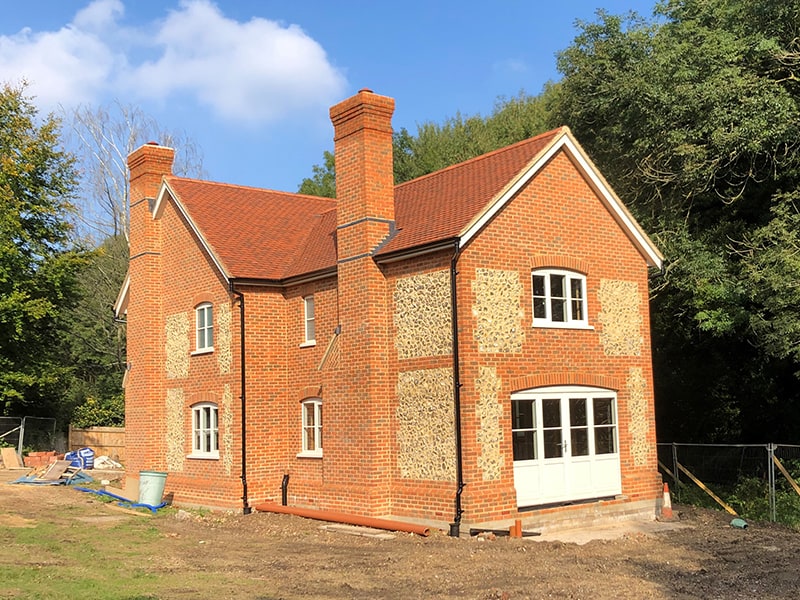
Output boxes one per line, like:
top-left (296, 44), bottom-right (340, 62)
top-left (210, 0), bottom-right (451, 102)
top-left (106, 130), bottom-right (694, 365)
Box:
top-left (230, 281), bottom-right (252, 514)
top-left (449, 239), bottom-right (465, 537)
top-left (281, 473), bottom-right (290, 506)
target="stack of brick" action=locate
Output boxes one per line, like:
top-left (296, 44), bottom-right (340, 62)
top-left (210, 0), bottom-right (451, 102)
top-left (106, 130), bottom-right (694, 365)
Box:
top-left (23, 451), bottom-right (58, 468)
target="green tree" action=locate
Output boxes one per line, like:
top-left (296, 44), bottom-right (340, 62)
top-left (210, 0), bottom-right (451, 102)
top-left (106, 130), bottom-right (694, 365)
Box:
top-left (59, 234), bottom-right (128, 425)
top-left (297, 150), bottom-right (336, 198)
top-left (741, 192), bottom-right (800, 368)
top-left (0, 82), bottom-right (84, 419)
top-left (395, 90), bottom-right (555, 183)
top-left (552, 0), bottom-right (800, 441)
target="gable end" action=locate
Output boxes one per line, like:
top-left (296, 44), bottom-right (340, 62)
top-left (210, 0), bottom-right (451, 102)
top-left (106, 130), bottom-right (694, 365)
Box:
top-left (459, 129), bottom-right (663, 269)
top-left (153, 181), bottom-right (231, 282)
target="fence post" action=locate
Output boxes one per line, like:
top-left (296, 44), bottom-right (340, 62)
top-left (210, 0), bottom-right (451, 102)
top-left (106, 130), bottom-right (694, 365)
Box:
top-left (672, 443), bottom-right (680, 501)
top-left (17, 416), bottom-right (26, 456)
top-left (768, 443), bottom-right (776, 522)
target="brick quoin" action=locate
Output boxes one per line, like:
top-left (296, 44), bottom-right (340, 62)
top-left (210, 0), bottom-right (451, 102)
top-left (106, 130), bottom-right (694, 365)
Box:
top-left (122, 91), bottom-right (663, 528)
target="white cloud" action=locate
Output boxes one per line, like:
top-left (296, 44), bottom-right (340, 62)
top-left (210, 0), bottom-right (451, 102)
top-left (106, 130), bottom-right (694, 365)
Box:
top-left (0, 0), bottom-right (346, 124)
top-left (0, 0), bottom-right (124, 109)
top-left (130, 0), bottom-right (346, 123)
top-left (72, 0), bottom-right (125, 31)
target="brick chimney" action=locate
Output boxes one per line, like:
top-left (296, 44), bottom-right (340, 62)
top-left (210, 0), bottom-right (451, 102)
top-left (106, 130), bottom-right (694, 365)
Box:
top-left (330, 89), bottom-right (396, 258)
top-left (128, 143), bottom-right (175, 257)
top-left (326, 90), bottom-right (396, 514)
top-left (125, 142), bottom-right (174, 479)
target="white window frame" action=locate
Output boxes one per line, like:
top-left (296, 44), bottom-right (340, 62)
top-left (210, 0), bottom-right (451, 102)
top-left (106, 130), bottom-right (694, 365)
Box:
top-left (300, 295), bottom-right (316, 347)
top-left (194, 303), bottom-right (214, 353)
top-left (510, 385), bottom-right (621, 506)
top-left (511, 387), bottom-right (619, 462)
top-left (531, 269), bottom-right (592, 329)
top-left (298, 398), bottom-right (322, 458)
top-left (189, 402), bottom-right (219, 459)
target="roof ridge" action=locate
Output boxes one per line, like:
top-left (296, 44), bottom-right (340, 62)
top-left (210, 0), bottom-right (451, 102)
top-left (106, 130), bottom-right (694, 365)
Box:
top-left (166, 175), bottom-right (336, 204)
top-left (394, 127), bottom-right (564, 190)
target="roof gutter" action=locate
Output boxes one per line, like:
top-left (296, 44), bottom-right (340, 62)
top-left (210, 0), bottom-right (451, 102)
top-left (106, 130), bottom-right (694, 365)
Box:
top-left (229, 280), bottom-right (251, 515)
top-left (374, 240), bottom-right (457, 265)
top-left (449, 238), bottom-right (465, 537)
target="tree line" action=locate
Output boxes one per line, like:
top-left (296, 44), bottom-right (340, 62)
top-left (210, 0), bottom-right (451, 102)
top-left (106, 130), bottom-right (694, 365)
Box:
top-left (2, 0), bottom-right (797, 443)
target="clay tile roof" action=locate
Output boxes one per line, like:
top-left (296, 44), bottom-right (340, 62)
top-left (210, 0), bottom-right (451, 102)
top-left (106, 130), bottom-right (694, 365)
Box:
top-left (285, 208), bottom-right (338, 278)
top-left (379, 129), bottom-right (561, 255)
top-left (164, 177), bottom-right (336, 280)
top-left (162, 128), bottom-right (563, 281)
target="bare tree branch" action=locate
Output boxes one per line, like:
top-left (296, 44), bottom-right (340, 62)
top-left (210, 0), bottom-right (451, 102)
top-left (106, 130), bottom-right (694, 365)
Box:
top-left (64, 101), bottom-right (206, 244)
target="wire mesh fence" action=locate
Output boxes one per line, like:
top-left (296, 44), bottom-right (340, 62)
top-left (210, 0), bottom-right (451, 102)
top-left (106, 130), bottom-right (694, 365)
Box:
top-left (0, 417), bottom-right (22, 451)
top-left (657, 443), bottom-right (800, 525)
top-left (0, 416), bottom-right (58, 454)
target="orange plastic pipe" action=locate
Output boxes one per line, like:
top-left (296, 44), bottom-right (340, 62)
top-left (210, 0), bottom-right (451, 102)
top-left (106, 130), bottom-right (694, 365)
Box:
top-left (253, 502), bottom-right (432, 536)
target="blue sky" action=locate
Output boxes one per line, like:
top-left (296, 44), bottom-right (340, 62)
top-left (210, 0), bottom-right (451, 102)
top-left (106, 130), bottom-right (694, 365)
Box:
top-left (1, 0), bottom-right (657, 193)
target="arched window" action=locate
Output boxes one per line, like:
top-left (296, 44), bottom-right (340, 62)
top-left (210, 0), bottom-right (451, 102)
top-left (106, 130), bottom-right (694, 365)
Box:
top-left (195, 303), bottom-right (214, 352)
top-left (531, 269), bottom-right (589, 328)
top-left (190, 402), bottom-right (219, 458)
top-left (299, 398), bottom-right (322, 457)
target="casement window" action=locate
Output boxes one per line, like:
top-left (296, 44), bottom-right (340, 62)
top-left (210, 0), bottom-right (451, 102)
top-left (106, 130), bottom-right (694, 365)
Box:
top-left (531, 269), bottom-right (589, 328)
top-left (301, 296), bottom-right (316, 346)
top-left (195, 303), bottom-right (214, 352)
top-left (511, 392), bottom-right (618, 461)
top-left (191, 403), bottom-right (219, 458)
top-left (299, 398), bottom-right (322, 457)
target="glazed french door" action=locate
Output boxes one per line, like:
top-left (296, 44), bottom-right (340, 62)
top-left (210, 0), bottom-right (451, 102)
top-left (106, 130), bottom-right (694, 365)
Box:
top-left (511, 386), bottom-right (621, 507)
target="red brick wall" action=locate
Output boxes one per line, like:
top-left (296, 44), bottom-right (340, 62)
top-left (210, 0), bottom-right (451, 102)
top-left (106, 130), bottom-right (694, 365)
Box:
top-left (157, 194), bottom-right (243, 508)
top-left (448, 150), bottom-right (661, 521)
top-left (125, 116), bottom-right (661, 523)
top-left (314, 89), bottom-right (397, 515)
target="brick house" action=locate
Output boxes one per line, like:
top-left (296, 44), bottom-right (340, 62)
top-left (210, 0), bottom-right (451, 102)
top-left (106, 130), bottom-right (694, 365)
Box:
top-left (116, 89), bottom-right (664, 533)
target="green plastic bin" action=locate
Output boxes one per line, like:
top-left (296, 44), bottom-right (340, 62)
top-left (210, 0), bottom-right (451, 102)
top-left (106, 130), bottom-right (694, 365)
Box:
top-left (138, 471), bottom-right (167, 505)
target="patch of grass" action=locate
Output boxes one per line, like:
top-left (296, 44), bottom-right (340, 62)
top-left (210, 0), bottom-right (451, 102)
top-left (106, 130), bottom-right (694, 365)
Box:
top-left (0, 501), bottom-right (269, 600)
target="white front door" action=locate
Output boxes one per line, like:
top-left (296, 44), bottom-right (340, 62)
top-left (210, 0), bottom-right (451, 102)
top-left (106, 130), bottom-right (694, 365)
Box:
top-left (511, 386), bottom-right (621, 507)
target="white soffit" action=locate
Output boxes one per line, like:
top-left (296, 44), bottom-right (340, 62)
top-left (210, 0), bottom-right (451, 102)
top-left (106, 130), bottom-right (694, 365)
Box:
top-left (114, 271), bottom-right (130, 318)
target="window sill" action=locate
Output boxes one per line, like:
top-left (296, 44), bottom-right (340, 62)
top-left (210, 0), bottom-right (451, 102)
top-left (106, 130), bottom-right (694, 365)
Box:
top-left (299, 340), bottom-right (316, 348)
top-left (187, 452), bottom-right (219, 460)
top-left (296, 451), bottom-right (323, 459)
top-left (532, 322), bottom-right (595, 330)
top-left (191, 348), bottom-right (214, 356)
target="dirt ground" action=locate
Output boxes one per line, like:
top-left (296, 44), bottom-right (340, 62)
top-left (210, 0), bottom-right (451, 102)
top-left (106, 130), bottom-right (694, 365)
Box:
top-left (2, 469), bottom-right (799, 599)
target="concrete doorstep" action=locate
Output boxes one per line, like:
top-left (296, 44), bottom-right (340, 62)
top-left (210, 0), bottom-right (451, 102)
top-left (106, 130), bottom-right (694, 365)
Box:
top-left (526, 518), bottom-right (689, 545)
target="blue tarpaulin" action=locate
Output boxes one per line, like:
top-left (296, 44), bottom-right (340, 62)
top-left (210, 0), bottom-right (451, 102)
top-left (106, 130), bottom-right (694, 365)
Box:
top-left (73, 486), bottom-right (167, 513)
top-left (9, 471), bottom-right (94, 486)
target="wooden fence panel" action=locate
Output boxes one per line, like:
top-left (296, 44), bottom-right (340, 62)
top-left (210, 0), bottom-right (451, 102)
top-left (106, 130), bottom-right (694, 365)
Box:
top-left (68, 426), bottom-right (125, 463)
